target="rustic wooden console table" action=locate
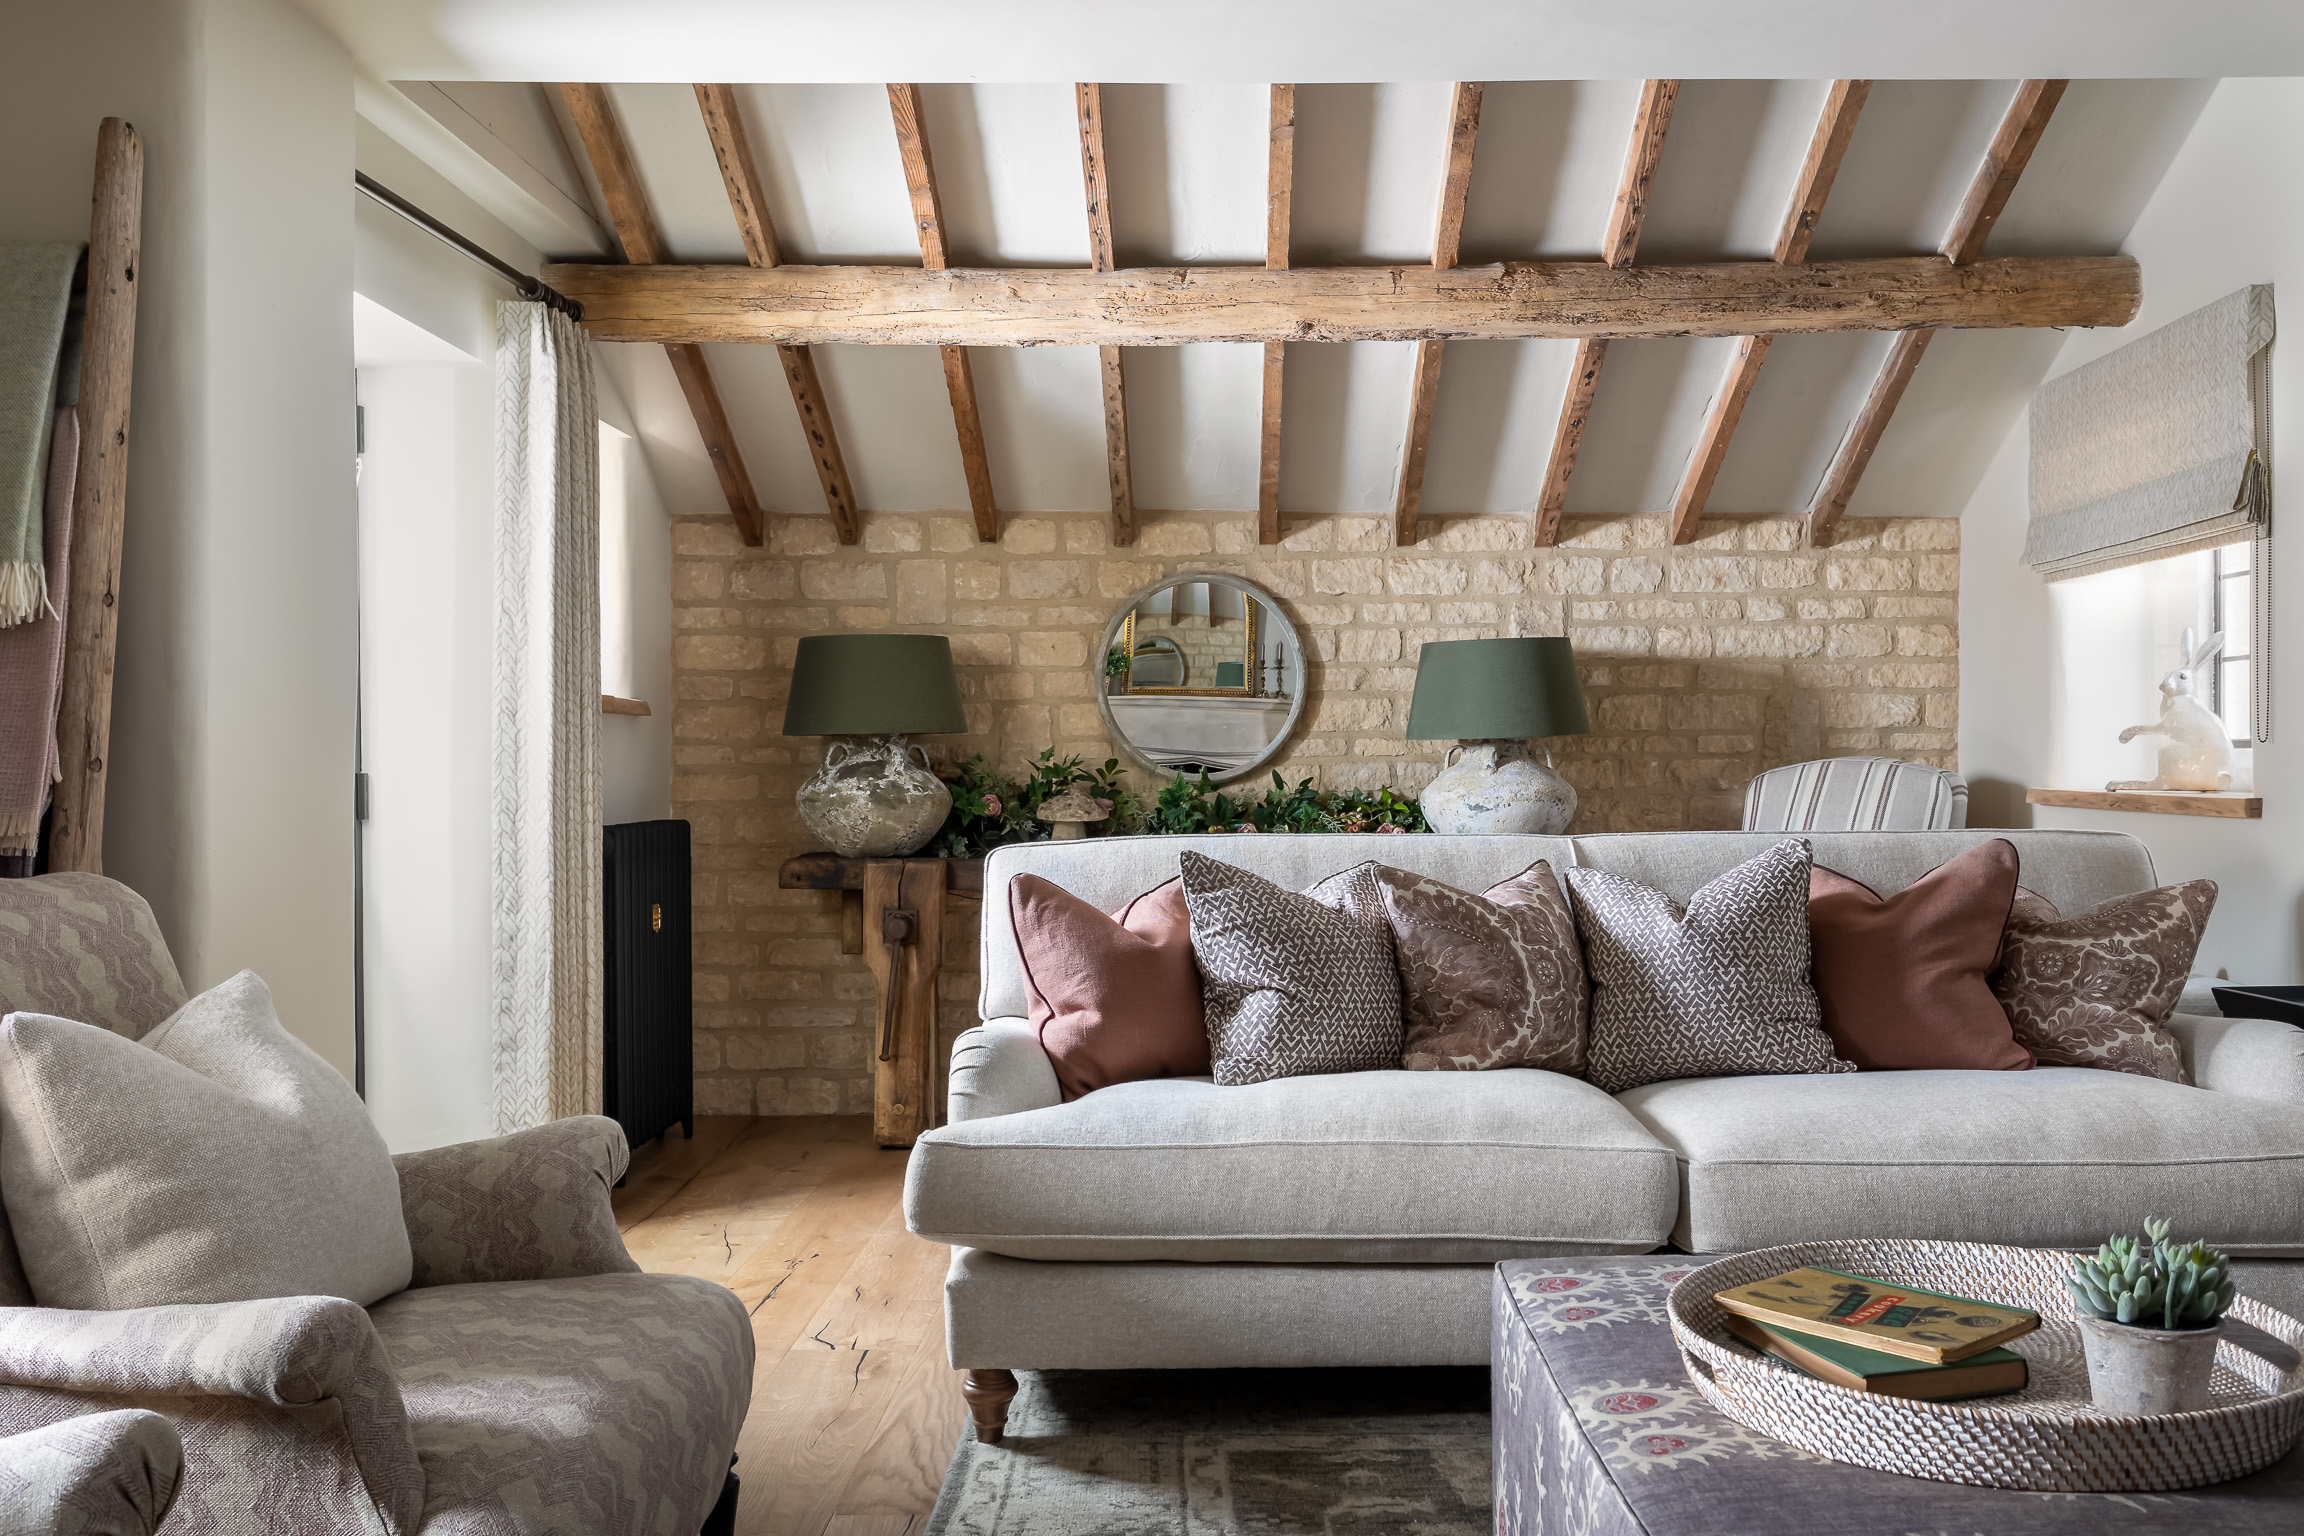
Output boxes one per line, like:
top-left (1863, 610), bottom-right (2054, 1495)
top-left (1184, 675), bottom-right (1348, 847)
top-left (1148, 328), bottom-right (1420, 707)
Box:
top-left (778, 853), bottom-right (984, 1147)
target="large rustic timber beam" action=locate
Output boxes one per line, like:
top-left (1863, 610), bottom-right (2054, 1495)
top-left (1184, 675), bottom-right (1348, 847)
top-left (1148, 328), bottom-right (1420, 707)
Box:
top-left (541, 254), bottom-right (2136, 348)
top-left (1806, 78), bottom-right (2068, 546)
top-left (562, 83), bottom-right (769, 546)
top-left (1669, 78), bottom-right (1868, 544)
top-left (691, 83), bottom-right (861, 545)
top-left (1395, 81), bottom-right (1483, 548)
top-left (1075, 83), bottom-right (1135, 546)
top-left (1534, 79), bottom-right (1678, 546)
top-left (1258, 83), bottom-right (1294, 546)
top-left (889, 83), bottom-right (998, 542)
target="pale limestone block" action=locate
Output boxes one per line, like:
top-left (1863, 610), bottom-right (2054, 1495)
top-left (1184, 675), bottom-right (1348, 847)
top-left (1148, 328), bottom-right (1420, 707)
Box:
top-left (1011, 561), bottom-right (1095, 600)
top-left (1003, 518), bottom-right (1060, 554)
top-left (864, 516), bottom-right (924, 553)
top-left (768, 1078), bottom-right (846, 1116)
top-left (1627, 599), bottom-right (1699, 621)
top-left (1873, 595), bottom-right (1959, 619)
top-left (1711, 625), bottom-right (1824, 659)
top-left (1670, 556), bottom-right (1756, 593)
top-left (1000, 704), bottom-right (1053, 756)
top-left (1042, 671), bottom-right (1091, 698)
top-left (952, 560), bottom-right (1002, 601)
top-left (1339, 629), bottom-right (1403, 663)
top-left (1020, 631), bottom-right (1088, 668)
top-left (1756, 558), bottom-right (1822, 589)
top-left (1058, 704), bottom-right (1106, 737)
top-left (1654, 628), bottom-right (1715, 659)
top-left (1426, 517), bottom-right (1529, 551)
top-left (809, 1032), bottom-right (868, 1069)
top-left (984, 673), bottom-right (1035, 701)
top-left (1365, 667), bottom-right (1418, 691)
top-left (1597, 695), bottom-right (1664, 732)
top-left (1136, 521), bottom-right (1215, 556)
top-left (1924, 694), bottom-right (1959, 729)
top-left (1788, 663), bottom-right (1859, 690)
top-left (1747, 597), bottom-right (1789, 621)
top-left (748, 605), bottom-right (835, 630)
top-left (954, 605), bottom-right (1033, 626)
top-left (1916, 555), bottom-right (1959, 591)
top-left (1822, 521), bottom-right (1882, 552)
top-left (674, 607), bottom-right (746, 631)
top-left (1823, 557), bottom-right (1911, 592)
top-left (1472, 559), bottom-right (1535, 594)
top-left (769, 937), bottom-right (845, 969)
top-left (1827, 624), bottom-right (1893, 658)
top-left (1547, 557), bottom-right (1607, 595)
top-left (1437, 601), bottom-right (1503, 624)
top-left (1316, 697), bottom-right (1393, 730)
top-left (673, 772), bottom-right (761, 803)
top-left (1698, 734), bottom-right (1757, 754)
top-left (1698, 662), bottom-right (1783, 690)
top-left (1278, 518), bottom-right (1336, 552)
top-left (694, 1078), bottom-right (752, 1115)
top-left (1881, 519), bottom-right (1960, 550)
top-left (835, 605), bottom-right (891, 627)
top-left (772, 517), bottom-right (843, 557)
top-left (1568, 625), bottom-right (1651, 656)
top-left (675, 745), bottom-right (737, 766)
top-left (1686, 519), bottom-right (1740, 551)
top-left (677, 675), bottom-right (736, 700)
top-left (766, 1004), bottom-right (858, 1030)
top-left (1796, 597), bottom-right (1868, 620)
top-left (1743, 519), bottom-right (1804, 551)
top-left (1669, 694), bottom-right (1761, 730)
top-left (1098, 560), bottom-right (1166, 597)
top-left (948, 632), bottom-right (1013, 666)
top-left (1312, 559), bottom-right (1385, 595)
top-left (1250, 564), bottom-right (1308, 600)
top-left (1334, 517), bottom-right (1389, 551)
top-left (801, 563), bottom-right (890, 600)
top-left (675, 634), bottom-right (768, 671)
top-left (894, 560), bottom-right (951, 624)
top-left (673, 561), bottom-right (728, 601)
top-left (1557, 518), bottom-right (1634, 550)
top-left (1352, 738), bottom-right (1408, 757)
top-left (1822, 693), bottom-right (1921, 728)
top-left (674, 518), bottom-right (747, 556)
top-left (1896, 624), bottom-right (1957, 657)
top-left (1871, 661), bottom-right (1958, 689)
top-left (694, 973), bottom-right (732, 1004)
top-left (1889, 729), bottom-right (1956, 751)
top-left (928, 516), bottom-right (979, 552)
top-left (727, 1032), bottom-right (805, 1071)
top-left (729, 563), bottom-right (799, 601)
top-left (1698, 600), bottom-right (1742, 620)
top-left (1214, 521), bottom-right (1256, 554)
top-left (1297, 602), bottom-right (1356, 625)
top-left (1617, 664), bottom-right (1694, 689)
top-left (1033, 606), bottom-right (1106, 627)
top-left (1610, 557), bottom-right (1664, 593)
top-left (677, 704), bottom-right (765, 742)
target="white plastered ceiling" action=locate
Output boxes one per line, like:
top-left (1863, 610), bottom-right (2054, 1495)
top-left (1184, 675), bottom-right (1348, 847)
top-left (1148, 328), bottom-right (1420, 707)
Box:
top-left (368, 74), bottom-right (2214, 527)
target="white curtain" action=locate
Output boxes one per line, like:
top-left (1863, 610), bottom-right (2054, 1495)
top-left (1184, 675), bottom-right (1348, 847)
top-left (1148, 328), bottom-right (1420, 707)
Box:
top-left (491, 301), bottom-right (602, 1131)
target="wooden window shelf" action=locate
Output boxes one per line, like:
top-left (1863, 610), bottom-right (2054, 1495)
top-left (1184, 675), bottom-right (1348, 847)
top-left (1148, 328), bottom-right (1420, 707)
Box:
top-left (2026, 787), bottom-right (2261, 820)
top-left (601, 695), bottom-right (651, 717)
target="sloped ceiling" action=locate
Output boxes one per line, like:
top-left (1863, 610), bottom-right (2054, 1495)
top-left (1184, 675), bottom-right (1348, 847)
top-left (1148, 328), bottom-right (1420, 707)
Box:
top-left (391, 75), bottom-right (2207, 529)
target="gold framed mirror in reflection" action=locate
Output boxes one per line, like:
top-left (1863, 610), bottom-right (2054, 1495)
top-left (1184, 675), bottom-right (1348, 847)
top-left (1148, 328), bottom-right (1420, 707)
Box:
top-left (1096, 572), bottom-right (1307, 783)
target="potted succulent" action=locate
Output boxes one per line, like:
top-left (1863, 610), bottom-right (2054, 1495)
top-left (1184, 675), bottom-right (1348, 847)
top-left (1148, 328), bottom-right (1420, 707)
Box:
top-left (2068, 1217), bottom-right (2237, 1415)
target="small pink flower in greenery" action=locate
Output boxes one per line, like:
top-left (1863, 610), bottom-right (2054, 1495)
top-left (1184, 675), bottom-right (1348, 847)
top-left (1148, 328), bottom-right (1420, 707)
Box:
top-left (1378, 822), bottom-right (1404, 834)
top-left (1093, 798), bottom-right (1114, 814)
top-left (980, 794), bottom-right (1002, 817)
top-left (1235, 824), bottom-right (1260, 833)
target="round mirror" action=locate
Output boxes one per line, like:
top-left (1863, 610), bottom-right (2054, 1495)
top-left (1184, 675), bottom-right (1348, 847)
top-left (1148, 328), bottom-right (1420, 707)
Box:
top-left (1095, 572), bottom-right (1307, 783)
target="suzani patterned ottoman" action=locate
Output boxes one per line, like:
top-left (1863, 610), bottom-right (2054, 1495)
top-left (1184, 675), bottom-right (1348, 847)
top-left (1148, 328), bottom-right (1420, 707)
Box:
top-left (1492, 1256), bottom-right (2304, 1534)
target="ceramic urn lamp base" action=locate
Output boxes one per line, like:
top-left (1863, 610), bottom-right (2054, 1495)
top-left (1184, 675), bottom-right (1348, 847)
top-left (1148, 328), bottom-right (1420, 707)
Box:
top-left (795, 734), bottom-right (953, 858)
top-left (1419, 739), bottom-right (1578, 836)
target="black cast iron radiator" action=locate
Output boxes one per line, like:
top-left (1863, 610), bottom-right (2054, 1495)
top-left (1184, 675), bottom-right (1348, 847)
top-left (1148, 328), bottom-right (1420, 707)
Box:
top-left (604, 819), bottom-right (693, 1152)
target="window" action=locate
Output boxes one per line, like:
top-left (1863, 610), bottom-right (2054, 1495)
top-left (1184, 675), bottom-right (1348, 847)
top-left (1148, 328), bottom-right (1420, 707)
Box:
top-left (2212, 543), bottom-right (2254, 746)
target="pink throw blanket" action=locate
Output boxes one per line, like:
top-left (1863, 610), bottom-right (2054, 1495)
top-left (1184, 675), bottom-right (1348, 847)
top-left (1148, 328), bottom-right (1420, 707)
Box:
top-left (0, 407), bottom-right (74, 865)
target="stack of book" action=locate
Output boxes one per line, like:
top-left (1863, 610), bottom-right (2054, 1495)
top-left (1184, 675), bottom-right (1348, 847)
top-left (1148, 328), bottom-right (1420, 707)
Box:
top-left (1712, 1265), bottom-right (2041, 1402)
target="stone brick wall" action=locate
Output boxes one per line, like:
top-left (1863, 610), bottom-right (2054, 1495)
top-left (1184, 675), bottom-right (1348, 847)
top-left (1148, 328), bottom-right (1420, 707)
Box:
top-left (669, 508), bottom-right (1959, 1116)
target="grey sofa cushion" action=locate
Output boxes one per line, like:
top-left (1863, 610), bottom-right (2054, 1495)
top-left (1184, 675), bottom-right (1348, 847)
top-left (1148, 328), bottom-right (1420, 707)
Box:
top-left (905, 1068), bottom-right (1678, 1262)
top-left (1621, 1067), bottom-right (2304, 1254)
top-left (976, 830), bottom-right (2156, 1022)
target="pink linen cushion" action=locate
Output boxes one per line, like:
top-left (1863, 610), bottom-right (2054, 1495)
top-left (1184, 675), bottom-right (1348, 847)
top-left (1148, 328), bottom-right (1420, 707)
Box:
top-left (1009, 873), bottom-right (1209, 1099)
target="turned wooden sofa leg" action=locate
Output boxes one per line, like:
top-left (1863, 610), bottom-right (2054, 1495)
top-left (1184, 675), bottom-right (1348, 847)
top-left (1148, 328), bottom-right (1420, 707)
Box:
top-left (961, 1368), bottom-right (1018, 1444)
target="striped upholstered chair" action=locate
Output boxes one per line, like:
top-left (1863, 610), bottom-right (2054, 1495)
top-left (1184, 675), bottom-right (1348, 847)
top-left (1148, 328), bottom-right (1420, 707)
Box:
top-left (1742, 756), bottom-right (1969, 832)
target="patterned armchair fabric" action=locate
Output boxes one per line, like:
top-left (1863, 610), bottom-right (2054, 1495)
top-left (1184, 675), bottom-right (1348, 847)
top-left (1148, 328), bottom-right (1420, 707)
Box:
top-left (0, 878), bottom-right (754, 1536)
top-left (1742, 756), bottom-right (1970, 832)
top-left (0, 1409), bottom-right (182, 1536)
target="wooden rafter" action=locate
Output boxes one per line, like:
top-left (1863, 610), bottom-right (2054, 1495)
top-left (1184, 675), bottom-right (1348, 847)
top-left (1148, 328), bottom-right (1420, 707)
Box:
top-left (561, 83), bottom-right (767, 545)
top-left (547, 254), bottom-right (2133, 348)
top-left (1806, 78), bottom-right (2067, 546)
top-left (1395, 81), bottom-right (1483, 547)
top-left (1668, 78), bottom-right (1868, 544)
top-left (1535, 79), bottom-right (1678, 545)
top-left (688, 82), bottom-right (861, 545)
top-left (1259, 83), bottom-right (1294, 546)
top-left (1076, 83), bottom-right (1133, 544)
top-left (890, 83), bottom-right (998, 542)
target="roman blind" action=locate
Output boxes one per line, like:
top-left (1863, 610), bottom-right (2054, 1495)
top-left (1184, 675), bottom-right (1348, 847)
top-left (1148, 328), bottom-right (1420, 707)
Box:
top-left (2026, 284), bottom-right (2273, 580)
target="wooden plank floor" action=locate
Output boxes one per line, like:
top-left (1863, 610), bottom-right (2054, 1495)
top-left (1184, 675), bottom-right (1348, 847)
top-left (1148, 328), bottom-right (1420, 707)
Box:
top-left (613, 1115), bottom-right (964, 1536)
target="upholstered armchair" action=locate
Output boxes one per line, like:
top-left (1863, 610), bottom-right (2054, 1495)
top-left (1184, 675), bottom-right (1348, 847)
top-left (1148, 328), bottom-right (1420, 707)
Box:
top-left (0, 1408), bottom-right (182, 1536)
top-left (0, 874), bottom-right (753, 1535)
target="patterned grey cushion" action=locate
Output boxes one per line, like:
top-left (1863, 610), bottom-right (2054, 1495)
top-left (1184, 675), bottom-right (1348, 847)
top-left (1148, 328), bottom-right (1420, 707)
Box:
top-left (1565, 839), bottom-right (1850, 1094)
top-left (1179, 852), bottom-right (1402, 1087)
top-left (0, 1409), bottom-right (181, 1536)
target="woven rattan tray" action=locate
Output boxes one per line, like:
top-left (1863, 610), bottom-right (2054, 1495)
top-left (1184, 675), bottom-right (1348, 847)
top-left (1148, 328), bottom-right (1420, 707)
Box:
top-left (1669, 1239), bottom-right (2304, 1492)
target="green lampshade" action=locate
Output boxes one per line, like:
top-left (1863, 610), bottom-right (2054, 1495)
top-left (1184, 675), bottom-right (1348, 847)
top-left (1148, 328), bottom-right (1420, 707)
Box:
top-left (781, 634), bottom-right (968, 736)
top-left (1405, 637), bottom-right (1590, 740)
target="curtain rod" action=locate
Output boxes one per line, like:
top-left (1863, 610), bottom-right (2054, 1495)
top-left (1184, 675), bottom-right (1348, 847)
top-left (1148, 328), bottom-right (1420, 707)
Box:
top-left (354, 171), bottom-right (583, 321)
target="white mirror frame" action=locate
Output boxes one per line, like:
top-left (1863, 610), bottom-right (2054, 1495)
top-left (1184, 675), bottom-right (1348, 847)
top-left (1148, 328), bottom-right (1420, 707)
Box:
top-left (1093, 571), bottom-right (1309, 786)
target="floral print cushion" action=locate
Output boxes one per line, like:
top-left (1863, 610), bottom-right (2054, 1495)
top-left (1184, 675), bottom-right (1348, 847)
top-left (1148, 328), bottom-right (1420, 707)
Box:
top-left (1990, 880), bottom-right (2216, 1083)
top-left (1375, 861), bottom-right (1587, 1074)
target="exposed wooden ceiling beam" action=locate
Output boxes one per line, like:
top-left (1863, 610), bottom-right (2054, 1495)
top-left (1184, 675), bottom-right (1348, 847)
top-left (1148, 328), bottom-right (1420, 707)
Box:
top-left (1669, 78), bottom-right (1869, 544)
top-left (1806, 78), bottom-right (2067, 547)
top-left (1259, 83), bottom-right (1294, 546)
top-left (1396, 81), bottom-right (1484, 548)
top-left (545, 253), bottom-right (2135, 347)
top-left (688, 82), bottom-right (861, 546)
top-left (890, 83), bottom-right (998, 543)
top-left (1943, 78), bottom-right (2069, 265)
top-left (561, 82), bottom-right (767, 545)
top-left (1076, 83), bottom-right (1133, 546)
top-left (1537, 79), bottom-right (1678, 545)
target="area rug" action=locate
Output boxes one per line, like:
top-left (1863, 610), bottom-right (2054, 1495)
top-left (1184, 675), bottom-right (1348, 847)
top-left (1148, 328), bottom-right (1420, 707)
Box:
top-left (925, 1367), bottom-right (1490, 1535)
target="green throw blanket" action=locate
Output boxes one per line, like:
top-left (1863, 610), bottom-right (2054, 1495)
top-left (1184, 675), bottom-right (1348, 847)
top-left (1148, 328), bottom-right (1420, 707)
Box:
top-left (0, 243), bottom-right (83, 628)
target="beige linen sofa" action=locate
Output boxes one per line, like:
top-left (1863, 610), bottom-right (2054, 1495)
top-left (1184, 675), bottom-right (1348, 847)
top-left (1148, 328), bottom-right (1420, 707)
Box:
top-left (903, 830), bottom-right (2304, 1440)
top-left (0, 874), bottom-right (753, 1535)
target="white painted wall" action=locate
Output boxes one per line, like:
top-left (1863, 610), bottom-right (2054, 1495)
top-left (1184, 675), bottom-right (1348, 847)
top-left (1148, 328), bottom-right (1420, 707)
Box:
top-left (1961, 76), bottom-right (2304, 985)
top-left (596, 360), bottom-right (675, 826)
top-left (1, 0), bottom-right (361, 1075)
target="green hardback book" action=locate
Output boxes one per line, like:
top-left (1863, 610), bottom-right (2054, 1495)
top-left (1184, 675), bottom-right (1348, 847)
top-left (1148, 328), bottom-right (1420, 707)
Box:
top-left (1713, 1265), bottom-right (2041, 1363)
top-left (1723, 1313), bottom-right (2030, 1401)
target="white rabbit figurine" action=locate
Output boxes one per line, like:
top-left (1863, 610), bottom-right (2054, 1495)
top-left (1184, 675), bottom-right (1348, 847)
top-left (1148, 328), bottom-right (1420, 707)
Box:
top-left (2107, 628), bottom-right (2239, 793)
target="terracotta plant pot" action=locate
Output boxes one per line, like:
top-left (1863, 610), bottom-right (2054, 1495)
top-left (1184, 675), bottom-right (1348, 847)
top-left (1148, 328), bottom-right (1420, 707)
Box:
top-left (2077, 1312), bottom-right (2226, 1415)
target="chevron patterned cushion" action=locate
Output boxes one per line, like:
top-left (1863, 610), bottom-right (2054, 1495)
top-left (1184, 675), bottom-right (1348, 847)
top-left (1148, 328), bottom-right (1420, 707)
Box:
top-left (1179, 851), bottom-right (1402, 1087)
top-left (1565, 839), bottom-right (1852, 1094)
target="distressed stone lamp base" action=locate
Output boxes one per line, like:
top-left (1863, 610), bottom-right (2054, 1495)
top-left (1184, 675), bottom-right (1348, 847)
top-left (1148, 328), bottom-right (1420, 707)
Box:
top-left (1418, 740), bottom-right (1578, 836)
top-left (794, 734), bottom-right (952, 858)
